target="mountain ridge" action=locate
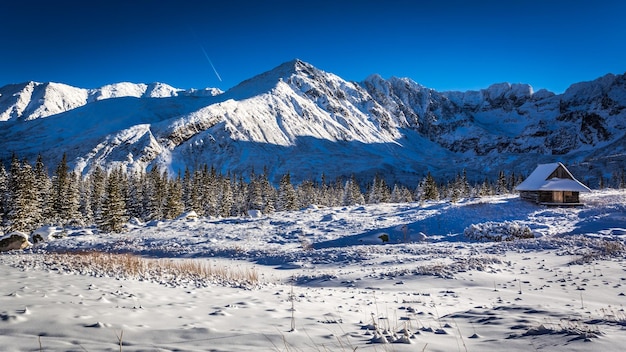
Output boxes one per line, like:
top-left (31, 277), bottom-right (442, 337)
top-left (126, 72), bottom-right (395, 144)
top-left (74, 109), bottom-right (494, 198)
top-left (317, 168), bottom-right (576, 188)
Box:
top-left (1, 60), bottom-right (625, 187)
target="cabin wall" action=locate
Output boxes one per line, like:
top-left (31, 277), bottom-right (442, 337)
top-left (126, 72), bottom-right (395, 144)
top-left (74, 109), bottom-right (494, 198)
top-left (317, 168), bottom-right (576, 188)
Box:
top-left (520, 191), bottom-right (539, 203)
top-left (538, 191), bottom-right (580, 204)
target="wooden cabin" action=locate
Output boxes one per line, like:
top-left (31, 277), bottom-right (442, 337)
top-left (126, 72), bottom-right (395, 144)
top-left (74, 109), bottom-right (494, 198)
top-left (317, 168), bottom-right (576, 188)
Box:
top-left (515, 162), bottom-right (591, 206)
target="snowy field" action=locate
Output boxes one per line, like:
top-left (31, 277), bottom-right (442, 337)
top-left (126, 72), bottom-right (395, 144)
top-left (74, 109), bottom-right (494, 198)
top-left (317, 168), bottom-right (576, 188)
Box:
top-left (1, 190), bottom-right (626, 351)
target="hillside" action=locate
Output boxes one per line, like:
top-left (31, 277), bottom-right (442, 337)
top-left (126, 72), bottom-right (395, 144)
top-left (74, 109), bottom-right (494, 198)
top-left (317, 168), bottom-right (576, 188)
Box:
top-left (1, 59), bottom-right (625, 186)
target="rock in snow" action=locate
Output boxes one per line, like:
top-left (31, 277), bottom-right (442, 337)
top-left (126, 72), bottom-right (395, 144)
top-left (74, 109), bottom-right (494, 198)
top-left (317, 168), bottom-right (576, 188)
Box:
top-left (0, 232), bottom-right (31, 252)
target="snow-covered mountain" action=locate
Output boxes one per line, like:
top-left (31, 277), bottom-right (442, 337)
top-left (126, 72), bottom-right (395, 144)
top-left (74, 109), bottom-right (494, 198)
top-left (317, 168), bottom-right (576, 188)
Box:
top-left (0, 59), bottom-right (625, 187)
top-left (0, 81), bottom-right (222, 121)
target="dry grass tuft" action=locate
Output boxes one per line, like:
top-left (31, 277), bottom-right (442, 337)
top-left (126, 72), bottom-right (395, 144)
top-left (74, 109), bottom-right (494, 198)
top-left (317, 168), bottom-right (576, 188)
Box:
top-left (39, 251), bottom-right (259, 288)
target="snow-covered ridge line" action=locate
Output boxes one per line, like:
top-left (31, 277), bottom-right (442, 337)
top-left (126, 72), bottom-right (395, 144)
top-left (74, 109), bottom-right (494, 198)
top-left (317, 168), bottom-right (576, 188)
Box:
top-left (0, 59), bottom-right (625, 187)
top-left (0, 81), bottom-right (223, 121)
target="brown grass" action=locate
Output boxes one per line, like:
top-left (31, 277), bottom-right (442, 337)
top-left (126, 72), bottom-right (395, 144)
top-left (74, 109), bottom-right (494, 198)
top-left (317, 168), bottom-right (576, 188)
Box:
top-left (43, 251), bottom-right (259, 287)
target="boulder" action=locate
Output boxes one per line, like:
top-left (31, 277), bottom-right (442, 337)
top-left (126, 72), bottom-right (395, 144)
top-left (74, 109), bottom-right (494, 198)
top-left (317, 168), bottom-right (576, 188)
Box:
top-left (176, 211), bottom-right (199, 221)
top-left (31, 225), bottom-right (65, 243)
top-left (247, 209), bottom-right (262, 218)
top-left (0, 232), bottom-right (32, 252)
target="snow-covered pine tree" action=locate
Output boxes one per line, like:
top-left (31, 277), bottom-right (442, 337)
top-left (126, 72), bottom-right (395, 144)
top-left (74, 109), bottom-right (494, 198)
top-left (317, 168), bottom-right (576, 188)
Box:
top-left (246, 172), bottom-right (263, 212)
top-left (421, 172), bottom-right (439, 201)
top-left (7, 158), bottom-right (39, 232)
top-left (342, 175), bottom-right (364, 206)
top-left (87, 166), bottom-right (107, 224)
top-left (316, 173), bottom-right (333, 207)
top-left (232, 174), bottom-right (248, 216)
top-left (255, 167), bottom-right (274, 215)
top-left (181, 167), bottom-right (195, 213)
top-left (125, 171), bottom-right (145, 221)
top-left (201, 165), bottom-right (219, 217)
top-left (50, 154), bottom-right (81, 226)
top-left (449, 170), bottom-right (470, 203)
top-left (277, 172), bottom-right (298, 211)
top-left (78, 175), bottom-right (93, 225)
top-left (164, 174), bottom-right (184, 219)
top-left (188, 168), bottom-right (205, 216)
top-left (99, 167), bottom-right (128, 233)
top-left (390, 184), bottom-right (413, 203)
top-left (368, 174), bottom-right (391, 204)
top-left (34, 154), bottom-right (51, 224)
top-left (496, 170), bottom-right (508, 194)
top-left (0, 164), bottom-right (7, 226)
top-left (147, 165), bottom-right (167, 220)
top-left (296, 179), bottom-right (317, 208)
top-left (478, 177), bottom-right (494, 197)
top-left (218, 174), bottom-right (234, 217)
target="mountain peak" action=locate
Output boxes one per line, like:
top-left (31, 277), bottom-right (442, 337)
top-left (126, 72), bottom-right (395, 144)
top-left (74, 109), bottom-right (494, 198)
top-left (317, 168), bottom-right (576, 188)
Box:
top-left (226, 59), bottom-right (324, 99)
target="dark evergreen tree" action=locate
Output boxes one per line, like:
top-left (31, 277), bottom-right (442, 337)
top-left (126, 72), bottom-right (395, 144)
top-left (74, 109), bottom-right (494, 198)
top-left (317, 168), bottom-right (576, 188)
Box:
top-left (50, 154), bottom-right (81, 225)
top-left (34, 154), bottom-right (51, 224)
top-left (495, 170), bottom-right (508, 194)
top-left (478, 177), bottom-right (494, 197)
top-left (125, 171), bottom-right (146, 220)
top-left (246, 171), bottom-right (263, 212)
top-left (87, 166), bottom-right (107, 224)
top-left (182, 167), bottom-right (196, 213)
top-left (277, 172), bottom-right (298, 211)
top-left (147, 165), bottom-right (167, 220)
top-left (164, 174), bottom-right (184, 219)
top-left (368, 174), bottom-right (391, 204)
top-left (201, 165), bottom-right (219, 217)
top-left (296, 179), bottom-right (317, 208)
top-left (0, 164), bottom-right (8, 226)
top-left (218, 174), bottom-right (234, 217)
top-left (232, 174), bottom-right (248, 216)
top-left (342, 175), bottom-right (364, 205)
top-left (99, 167), bottom-right (128, 232)
top-left (8, 159), bottom-right (39, 232)
top-left (421, 172), bottom-right (439, 201)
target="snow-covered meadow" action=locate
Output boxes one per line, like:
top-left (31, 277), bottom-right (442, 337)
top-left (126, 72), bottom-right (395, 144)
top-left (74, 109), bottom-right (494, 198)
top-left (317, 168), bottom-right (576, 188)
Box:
top-left (1, 190), bottom-right (626, 351)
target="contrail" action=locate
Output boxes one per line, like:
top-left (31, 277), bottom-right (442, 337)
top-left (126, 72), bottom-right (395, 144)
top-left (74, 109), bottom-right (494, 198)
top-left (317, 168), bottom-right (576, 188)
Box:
top-left (199, 45), bottom-right (222, 82)
top-left (188, 25), bottom-right (223, 83)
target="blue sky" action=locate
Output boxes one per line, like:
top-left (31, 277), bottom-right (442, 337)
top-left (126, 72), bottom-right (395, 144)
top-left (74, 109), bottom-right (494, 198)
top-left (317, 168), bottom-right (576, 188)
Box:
top-left (2, 0), bottom-right (625, 93)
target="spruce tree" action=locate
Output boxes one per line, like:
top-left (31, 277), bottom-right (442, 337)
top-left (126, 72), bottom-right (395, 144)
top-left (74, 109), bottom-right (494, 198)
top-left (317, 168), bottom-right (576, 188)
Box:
top-left (0, 164), bottom-right (8, 226)
top-left (496, 170), bottom-right (508, 194)
top-left (50, 154), bottom-right (81, 225)
top-left (342, 175), bottom-right (364, 205)
top-left (88, 166), bottom-right (106, 224)
top-left (390, 184), bottom-right (413, 203)
top-left (34, 154), bottom-right (51, 224)
top-left (296, 179), bottom-right (317, 208)
top-left (125, 171), bottom-right (145, 221)
top-left (147, 165), bottom-right (166, 220)
top-left (246, 173), bottom-right (263, 212)
top-left (8, 160), bottom-right (39, 232)
top-left (99, 167), bottom-right (128, 232)
top-left (422, 172), bottom-right (439, 201)
top-left (277, 172), bottom-right (298, 211)
top-left (164, 175), bottom-right (184, 219)
top-left (233, 174), bottom-right (248, 216)
top-left (218, 175), bottom-right (234, 217)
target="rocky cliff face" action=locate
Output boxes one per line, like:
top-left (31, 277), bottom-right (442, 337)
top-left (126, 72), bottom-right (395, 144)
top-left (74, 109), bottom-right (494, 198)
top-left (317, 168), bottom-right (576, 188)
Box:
top-left (0, 59), bottom-right (624, 186)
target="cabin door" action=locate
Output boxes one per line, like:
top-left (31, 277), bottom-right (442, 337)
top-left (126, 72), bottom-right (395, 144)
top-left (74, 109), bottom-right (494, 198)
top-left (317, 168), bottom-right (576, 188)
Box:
top-left (553, 191), bottom-right (563, 203)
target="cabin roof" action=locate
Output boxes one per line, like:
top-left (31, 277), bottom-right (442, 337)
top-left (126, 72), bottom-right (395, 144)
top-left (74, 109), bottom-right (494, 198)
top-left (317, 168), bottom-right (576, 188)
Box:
top-left (515, 162), bottom-right (591, 192)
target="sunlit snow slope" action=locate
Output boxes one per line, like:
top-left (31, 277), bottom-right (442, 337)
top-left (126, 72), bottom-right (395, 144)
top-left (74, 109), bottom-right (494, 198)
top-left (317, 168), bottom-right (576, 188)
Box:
top-left (0, 59), bottom-right (625, 186)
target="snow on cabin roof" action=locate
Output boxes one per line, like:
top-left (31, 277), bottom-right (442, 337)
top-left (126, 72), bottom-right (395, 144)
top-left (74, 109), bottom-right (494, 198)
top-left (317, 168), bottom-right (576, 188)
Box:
top-left (515, 162), bottom-right (591, 192)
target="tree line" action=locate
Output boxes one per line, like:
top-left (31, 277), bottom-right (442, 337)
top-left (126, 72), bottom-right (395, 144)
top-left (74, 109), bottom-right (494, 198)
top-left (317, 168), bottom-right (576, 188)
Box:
top-left (1, 154), bottom-right (527, 234)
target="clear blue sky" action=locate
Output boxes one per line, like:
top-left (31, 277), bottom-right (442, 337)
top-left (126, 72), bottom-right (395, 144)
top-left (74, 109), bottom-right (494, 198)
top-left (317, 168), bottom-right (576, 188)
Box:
top-left (2, 0), bottom-right (625, 93)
